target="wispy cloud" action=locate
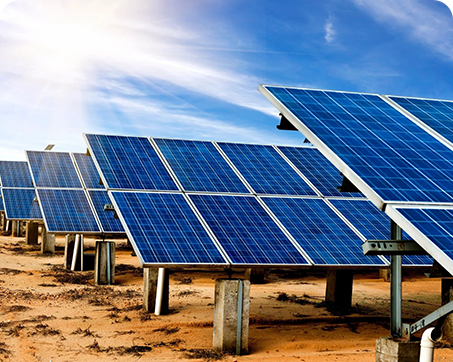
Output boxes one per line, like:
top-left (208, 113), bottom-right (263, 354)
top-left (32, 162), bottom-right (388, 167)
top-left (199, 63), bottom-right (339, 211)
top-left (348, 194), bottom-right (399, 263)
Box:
top-left (351, 0), bottom-right (453, 60)
top-left (0, 1), bottom-right (277, 159)
top-left (324, 15), bottom-right (336, 43)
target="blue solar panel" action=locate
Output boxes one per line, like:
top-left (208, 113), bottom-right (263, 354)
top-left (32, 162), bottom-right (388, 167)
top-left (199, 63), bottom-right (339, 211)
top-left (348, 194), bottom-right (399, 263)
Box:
top-left (110, 192), bottom-right (228, 266)
top-left (0, 161), bottom-right (34, 187)
top-left (388, 96), bottom-right (453, 145)
top-left (88, 190), bottom-right (124, 233)
top-left (84, 134), bottom-right (178, 191)
top-left (387, 206), bottom-right (453, 272)
top-left (217, 142), bottom-right (317, 196)
top-left (37, 189), bottom-right (100, 233)
top-left (0, 189), bottom-right (3, 211)
top-left (189, 194), bottom-right (309, 265)
top-left (154, 138), bottom-right (250, 193)
top-left (27, 151), bottom-right (82, 188)
top-left (2, 188), bottom-right (42, 220)
top-left (260, 86), bottom-right (453, 204)
top-left (262, 197), bottom-right (384, 265)
top-left (278, 146), bottom-right (364, 198)
top-left (329, 199), bottom-right (432, 266)
top-left (73, 153), bottom-right (104, 189)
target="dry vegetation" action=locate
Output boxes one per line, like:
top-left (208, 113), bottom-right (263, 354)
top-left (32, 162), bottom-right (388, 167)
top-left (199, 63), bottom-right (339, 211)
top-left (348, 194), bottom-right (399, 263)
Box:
top-left (0, 235), bottom-right (452, 361)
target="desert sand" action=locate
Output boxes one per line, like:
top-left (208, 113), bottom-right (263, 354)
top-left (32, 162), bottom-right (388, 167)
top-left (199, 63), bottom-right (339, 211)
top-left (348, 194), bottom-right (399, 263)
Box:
top-left (1, 234), bottom-right (453, 362)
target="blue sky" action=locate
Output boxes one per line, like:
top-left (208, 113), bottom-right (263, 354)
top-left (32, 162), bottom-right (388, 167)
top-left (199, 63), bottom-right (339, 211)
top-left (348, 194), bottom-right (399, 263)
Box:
top-left (0, 0), bottom-right (453, 160)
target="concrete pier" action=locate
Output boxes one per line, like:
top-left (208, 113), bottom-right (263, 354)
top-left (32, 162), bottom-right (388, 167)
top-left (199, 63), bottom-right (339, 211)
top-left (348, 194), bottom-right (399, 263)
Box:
top-left (213, 278), bottom-right (250, 355)
top-left (94, 241), bottom-right (115, 285)
top-left (325, 269), bottom-right (353, 312)
top-left (41, 226), bottom-right (55, 254)
top-left (143, 268), bottom-right (169, 314)
top-left (25, 222), bottom-right (39, 245)
top-left (64, 234), bottom-right (77, 269)
top-left (441, 278), bottom-right (453, 342)
top-left (375, 337), bottom-right (420, 362)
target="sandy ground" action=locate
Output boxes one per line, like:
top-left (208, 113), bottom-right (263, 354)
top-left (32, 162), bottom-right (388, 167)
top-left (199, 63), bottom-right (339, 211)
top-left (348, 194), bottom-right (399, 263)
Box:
top-left (0, 234), bottom-right (452, 362)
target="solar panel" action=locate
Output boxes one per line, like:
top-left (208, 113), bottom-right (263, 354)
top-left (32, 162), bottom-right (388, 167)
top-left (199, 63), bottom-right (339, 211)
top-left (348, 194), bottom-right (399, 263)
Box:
top-left (386, 205), bottom-right (453, 274)
top-left (260, 85), bottom-right (453, 207)
top-left (262, 197), bottom-right (384, 266)
top-left (189, 194), bottom-right (310, 266)
top-left (88, 190), bottom-right (124, 233)
top-left (84, 134), bottom-right (179, 191)
top-left (387, 96), bottom-right (453, 146)
top-left (72, 153), bottom-right (104, 189)
top-left (0, 189), bottom-right (4, 211)
top-left (329, 199), bottom-right (432, 266)
top-left (109, 191), bottom-right (229, 266)
top-left (36, 189), bottom-right (100, 233)
top-left (217, 142), bottom-right (317, 196)
top-left (0, 161), bottom-right (34, 187)
top-left (2, 188), bottom-right (43, 220)
top-left (277, 146), bottom-right (364, 198)
top-left (26, 151), bottom-right (82, 188)
top-left (154, 138), bottom-right (250, 194)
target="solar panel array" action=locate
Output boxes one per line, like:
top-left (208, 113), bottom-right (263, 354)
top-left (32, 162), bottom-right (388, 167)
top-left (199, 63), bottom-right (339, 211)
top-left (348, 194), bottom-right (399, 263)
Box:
top-left (85, 133), bottom-right (408, 268)
top-left (259, 85), bottom-right (453, 274)
top-left (0, 161), bottom-right (42, 220)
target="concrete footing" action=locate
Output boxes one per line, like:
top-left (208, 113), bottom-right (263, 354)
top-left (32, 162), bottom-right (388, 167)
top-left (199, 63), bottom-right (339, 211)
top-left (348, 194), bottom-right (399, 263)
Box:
top-left (441, 278), bottom-right (453, 342)
top-left (213, 278), bottom-right (250, 355)
top-left (143, 268), bottom-right (169, 314)
top-left (375, 337), bottom-right (420, 362)
top-left (64, 234), bottom-right (77, 269)
top-left (11, 220), bottom-right (20, 237)
top-left (244, 268), bottom-right (266, 284)
top-left (25, 222), bottom-right (39, 245)
top-left (0, 212), bottom-right (5, 231)
top-left (325, 269), bottom-right (353, 312)
top-left (94, 241), bottom-right (115, 285)
top-left (41, 227), bottom-right (55, 254)
top-left (380, 268), bottom-right (391, 282)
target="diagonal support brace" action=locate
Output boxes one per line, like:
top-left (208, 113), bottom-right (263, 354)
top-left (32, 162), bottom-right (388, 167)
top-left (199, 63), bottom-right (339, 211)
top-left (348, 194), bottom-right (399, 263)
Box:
top-left (402, 299), bottom-right (453, 339)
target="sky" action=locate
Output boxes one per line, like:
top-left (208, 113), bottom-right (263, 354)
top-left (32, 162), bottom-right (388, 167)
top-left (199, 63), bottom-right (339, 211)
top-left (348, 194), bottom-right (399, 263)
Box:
top-left (1, 0), bottom-right (453, 160)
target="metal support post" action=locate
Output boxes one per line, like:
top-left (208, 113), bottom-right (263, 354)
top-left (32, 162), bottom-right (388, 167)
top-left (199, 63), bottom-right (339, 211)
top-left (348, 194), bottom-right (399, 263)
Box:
top-left (390, 221), bottom-right (402, 338)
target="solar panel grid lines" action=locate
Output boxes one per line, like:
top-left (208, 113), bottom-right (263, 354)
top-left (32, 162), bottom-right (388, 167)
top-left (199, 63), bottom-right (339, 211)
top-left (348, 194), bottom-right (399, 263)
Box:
top-left (26, 151), bottom-right (83, 188)
top-left (72, 153), bottom-right (104, 190)
top-left (211, 142), bottom-right (256, 194)
top-left (277, 146), bottom-right (366, 198)
top-left (216, 141), bottom-right (318, 196)
top-left (83, 134), bottom-right (179, 191)
top-left (0, 161), bottom-right (34, 188)
top-left (383, 95), bottom-right (453, 152)
top-left (153, 138), bottom-right (251, 194)
top-left (2, 188), bottom-right (42, 220)
top-left (272, 145), bottom-right (323, 198)
top-left (87, 190), bottom-right (125, 234)
top-left (262, 196), bottom-right (386, 266)
top-left (328, 198), bottom-right (432, 266)
top-left (259, 84), bottom-right (453, 207)
top-left (36, 188), bottom-right (101, 233)
top-left (386, 205), bottom-right (453, 274)
top-left (108, 190), bottom-right (230, 267)
top-left (0, 191), bottom-right (4, 212)
top-left (189, 193), bottom-right (310, 266)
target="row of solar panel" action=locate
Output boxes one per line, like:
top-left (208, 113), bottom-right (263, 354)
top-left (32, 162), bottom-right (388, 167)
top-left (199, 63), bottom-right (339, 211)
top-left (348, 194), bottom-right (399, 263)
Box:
top-left (85, 134), bottom-right (364, 198)
top-left (258, 85), bottom-right (453, 274)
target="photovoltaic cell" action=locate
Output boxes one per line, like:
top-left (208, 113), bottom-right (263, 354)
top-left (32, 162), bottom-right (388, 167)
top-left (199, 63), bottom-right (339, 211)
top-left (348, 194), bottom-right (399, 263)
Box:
top-left (37, 189), bottom-right (100, 233)
top-left (88, 190), bottom-right (124, 233)
top-left (388, 96), bottom-right (453, 145)
top-left (217, 142), bottom-right (317, 196)
top-left (262, 197), bottom-right (384, 265)
top-left (329, 199), bottom-right (432, 266)
top-left (278, 146), bottom-right (364, 198)
top-left (189, 194), bottom-right (309, 265)
top-left (261, 86), bottom-right (453, 204)
top-left (84, 134), bottom-right (178, 191)
top-left (154, 138), bottom-right (250, 193)
top-left (110, 192), bottom-right (228, 266)
top-left (27, 151), bottom-right (82, 188)
top-left (0, 189), bottom-right (3, 211)
top-left (0, 161), bottom-right (34, 187)
top-left (387, 206), bottom-right (453, 271)
top-left (2, 188), bottom-right (42, 220)
top-left (73, 153), bottom-right (104, 189)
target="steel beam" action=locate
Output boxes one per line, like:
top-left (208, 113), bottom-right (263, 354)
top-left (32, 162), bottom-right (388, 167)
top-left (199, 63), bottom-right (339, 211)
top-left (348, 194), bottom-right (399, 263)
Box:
top-left (390, 221), bottom-right (402, 338)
